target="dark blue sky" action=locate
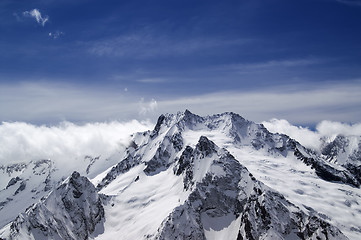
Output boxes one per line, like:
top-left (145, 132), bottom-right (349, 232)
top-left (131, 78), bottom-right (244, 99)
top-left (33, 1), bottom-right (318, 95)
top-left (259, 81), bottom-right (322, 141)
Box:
top-left (1, 0), bottom-right (361, 125)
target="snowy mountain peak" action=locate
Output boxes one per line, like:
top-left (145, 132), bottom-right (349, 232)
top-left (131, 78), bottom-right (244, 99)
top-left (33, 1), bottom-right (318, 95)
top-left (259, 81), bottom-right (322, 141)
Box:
top-left (151, 110), bottom-right (249, 136)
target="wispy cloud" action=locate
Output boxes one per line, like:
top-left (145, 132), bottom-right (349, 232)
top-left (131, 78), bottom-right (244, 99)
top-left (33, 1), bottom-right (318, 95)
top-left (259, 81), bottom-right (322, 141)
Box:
top-left (139, 98), bottom-right (158, 115)
top-left (23, 9), bottom-right (49, 26)
top-left (13, 13), bottom-right (21, 22)
top-left (87, 31), bottom-right (249, 59)
top-left (49, 31), bottom-right (64, 39)
top-left (335, 0), bottom-right (361, 6)
top-left (228, 58), bottom-right (324, 70)
top-left (136, 78), bottom-right (167, 83)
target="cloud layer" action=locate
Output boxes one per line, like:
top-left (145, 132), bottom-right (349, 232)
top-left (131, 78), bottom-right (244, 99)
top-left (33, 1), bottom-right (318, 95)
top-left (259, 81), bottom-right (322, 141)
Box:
top-left (0, 120), bottom-right (153, 169)
top-left (1, 81), bottom-right (361, 125)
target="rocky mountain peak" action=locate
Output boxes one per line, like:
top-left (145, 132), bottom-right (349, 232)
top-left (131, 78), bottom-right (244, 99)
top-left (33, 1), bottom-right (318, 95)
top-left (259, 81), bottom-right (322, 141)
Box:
top-left (8, 171), bottom-right (105, 240)
top-left (194, 136), bottom-right (217, 157)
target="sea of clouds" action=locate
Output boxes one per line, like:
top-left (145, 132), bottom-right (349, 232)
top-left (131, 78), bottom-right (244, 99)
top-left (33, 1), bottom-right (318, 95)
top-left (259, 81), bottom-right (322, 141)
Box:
top-left (262, 119), bottom-right (361, 151)
top-left (0, 120), bottom-right (153, 167)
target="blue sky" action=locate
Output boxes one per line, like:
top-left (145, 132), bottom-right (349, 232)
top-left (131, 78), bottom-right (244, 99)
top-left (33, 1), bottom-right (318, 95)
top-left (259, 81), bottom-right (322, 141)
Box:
top-left (1, 0), bottom-right (361, 125)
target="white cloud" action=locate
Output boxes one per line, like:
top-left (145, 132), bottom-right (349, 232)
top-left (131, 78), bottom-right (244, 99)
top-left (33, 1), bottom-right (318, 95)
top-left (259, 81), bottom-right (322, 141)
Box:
top-left (139, 98), bottom-right (158, 115)
top-left (262, 118), bottom-right (361, 152)
top-left (23, 9), bottom-right (49, 26)
top-left (262, 119), bottom-right (323, 150)
top-left (49, 31), bottom-right (64, 39)
top-left (316, 120), bottom-right (361, 139)
top-left (0, 120), bottom-right (153, 168)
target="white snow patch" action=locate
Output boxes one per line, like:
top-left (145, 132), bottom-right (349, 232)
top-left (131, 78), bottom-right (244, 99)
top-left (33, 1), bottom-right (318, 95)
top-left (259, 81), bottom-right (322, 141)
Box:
top-left (202, 213), bottom-right (241, 240)
top-left (183, 130), bottom-right (234, 149)
top-left (96, 166), bottom-right (189, 239)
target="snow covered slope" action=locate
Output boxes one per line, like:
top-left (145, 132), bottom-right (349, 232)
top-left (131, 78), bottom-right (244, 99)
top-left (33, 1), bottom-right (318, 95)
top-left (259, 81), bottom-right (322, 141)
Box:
top-left (1, 110), bottom-right (361, 239)
top-left (0, 160), bottom-right (56, 228)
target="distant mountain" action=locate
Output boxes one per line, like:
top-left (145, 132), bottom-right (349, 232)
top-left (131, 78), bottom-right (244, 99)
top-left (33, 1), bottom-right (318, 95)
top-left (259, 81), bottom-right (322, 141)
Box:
top-left (321, 134), bottom-right (361, 184)
top-left (1, 111), bottom-right (360, 239)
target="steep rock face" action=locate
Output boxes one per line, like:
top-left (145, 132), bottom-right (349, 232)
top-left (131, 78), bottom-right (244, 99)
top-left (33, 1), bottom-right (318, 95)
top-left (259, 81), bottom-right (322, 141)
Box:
top-left (155, 137), bottom-right (347, 240)
top-left (6, 172), bottom-right (105, 240)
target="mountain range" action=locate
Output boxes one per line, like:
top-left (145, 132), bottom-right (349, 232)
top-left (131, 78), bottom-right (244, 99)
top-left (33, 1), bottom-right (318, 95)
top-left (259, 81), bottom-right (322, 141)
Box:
top-left (0, 110), bottom-right (360, 239)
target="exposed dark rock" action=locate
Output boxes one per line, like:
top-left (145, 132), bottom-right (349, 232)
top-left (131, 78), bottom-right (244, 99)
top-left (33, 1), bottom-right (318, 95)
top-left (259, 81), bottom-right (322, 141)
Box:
top-left (85, 156), bottom-right (100, 175)
top-left (195, 136), bottom-right (216, 157)
top-left (6, 163), bottom-right (27, 175)
top-left (151, 114), bottom-right (166, 138)
top-left (13, 181), bottom-right (26, 196)
top-left (32, 159), bottom-right (52, 175)
top-left (6, 176), bottom-right (22, 189)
